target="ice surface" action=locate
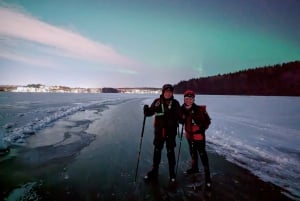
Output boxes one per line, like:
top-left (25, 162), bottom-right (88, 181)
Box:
top-left (0, 93), bottom-right (299, 199)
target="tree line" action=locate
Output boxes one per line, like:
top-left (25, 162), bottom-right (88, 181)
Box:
top-left (173, 61), bottom-right (300, 96)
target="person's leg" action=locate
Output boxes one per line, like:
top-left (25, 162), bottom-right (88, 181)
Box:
top-left (185, 141), bottom-right (200, 174)
top-left (167, 147), bottom-right (176, 181)
top-left (198, 140), bottom-right (212, 187)
top-left (187, 138), bottom-right (193, 157)
top-left (144, 138), bottom-right (164, 180)
top-left (166, 129), bottom-right (177, 182)
top-left (153, 146), bottom-right (162, 169)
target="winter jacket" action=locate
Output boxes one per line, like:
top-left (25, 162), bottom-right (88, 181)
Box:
top-left (144, 95), bottom-right (181, 131)
top-left (181, 103), bottom-right (211, 140)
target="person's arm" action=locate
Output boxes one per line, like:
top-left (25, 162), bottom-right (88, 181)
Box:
top-left (177, 103), bottom-right (185, 124)
top-left (143, 99), bottom-right (158, 116)
top-left (193, 105), bottom-right (211, 130)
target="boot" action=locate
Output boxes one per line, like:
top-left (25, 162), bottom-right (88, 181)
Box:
top-left (205, 178), bottom-right (212, 189)
top-left (167, 148), bottom-right (176, 182)
top-left (184, 167), bottom-right (199, 175)
top-left (184, 157), bottom-right (199, 175)
top-left (169, 165), bottom-right (176, 183)
top-left (204, 167), bottom-right (212, 189)
top-left (144, 168), bottom-right (158, 181)
top-left (144, 147), bottom-right (161, 181)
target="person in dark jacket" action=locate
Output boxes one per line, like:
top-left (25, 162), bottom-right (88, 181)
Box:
top-left (143, 84), bottom-right (181, 182)
top-left (181, 90), bottom-right (212, 188)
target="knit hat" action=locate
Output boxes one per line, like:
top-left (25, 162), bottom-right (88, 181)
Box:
top-left (184, 90), bottom-right (195, 98)
top-left (162, 84), bottom-right (174, 93)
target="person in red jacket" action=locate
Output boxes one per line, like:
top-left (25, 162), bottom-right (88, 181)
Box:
top-left (181, 90), bottom-right (212, 188)
top-left (143, 84), bottom-right (181, 182)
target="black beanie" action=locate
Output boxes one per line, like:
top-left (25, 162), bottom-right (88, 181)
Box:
top-left (162, 84), bottom-right (174, 93)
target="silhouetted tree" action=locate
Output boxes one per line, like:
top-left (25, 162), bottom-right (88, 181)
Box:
top-left (173, 61), bottom-right (300, 96)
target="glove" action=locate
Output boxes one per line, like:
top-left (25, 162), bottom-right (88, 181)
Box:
top-left (143, 104), bottom-right (149, 115)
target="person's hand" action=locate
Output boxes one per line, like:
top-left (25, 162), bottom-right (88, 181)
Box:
top-left (143, 105), bottom-right (149, 115)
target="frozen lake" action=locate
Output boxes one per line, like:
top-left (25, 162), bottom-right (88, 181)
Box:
top-left (0, 93), bottom-right (299, 200)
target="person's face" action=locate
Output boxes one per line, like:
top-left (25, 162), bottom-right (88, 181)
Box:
top-left (163, 89), bottom-right (173, 99)
top-left (184, 96), bottom-right (194, 106)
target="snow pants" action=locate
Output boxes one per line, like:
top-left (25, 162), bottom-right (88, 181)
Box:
top-left (152, 127), bottom-right (177, 177)
top-left (187, 137), bottom-right (211, 180)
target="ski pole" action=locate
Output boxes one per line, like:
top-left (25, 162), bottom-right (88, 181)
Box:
top-left (175, 123), bottom-right (184, 176)
top-left (134, 115), bottom-right (146, 182)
